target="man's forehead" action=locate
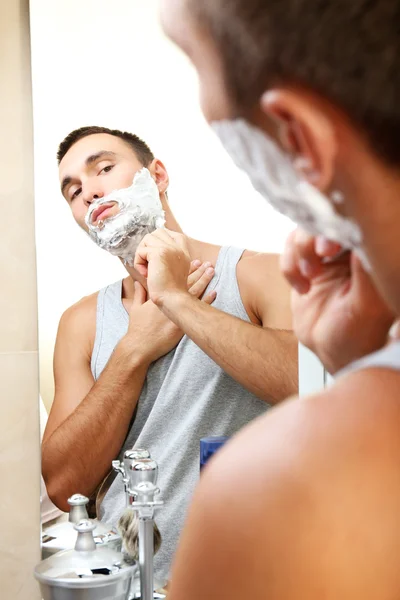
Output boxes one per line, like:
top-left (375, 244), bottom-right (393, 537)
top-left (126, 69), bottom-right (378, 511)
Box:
top-left (58, 134), bottom-right (131, 179)
top-left (61, 134), bottom-right (125, 164)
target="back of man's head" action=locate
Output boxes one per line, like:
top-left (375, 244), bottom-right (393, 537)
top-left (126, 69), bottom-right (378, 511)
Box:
top-left (192, 0), bottom-right (400, 165)
top-left (57, 125), bottom-right (155, 166)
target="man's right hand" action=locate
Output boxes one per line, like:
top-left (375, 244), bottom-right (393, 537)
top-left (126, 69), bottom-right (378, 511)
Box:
top-left (281, 229), bottom-right (395, 374)
top-left (124, 260), bottom-right (216, 364)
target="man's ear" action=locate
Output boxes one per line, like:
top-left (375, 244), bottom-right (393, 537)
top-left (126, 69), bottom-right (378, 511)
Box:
top-left (260, 88), bottom-right (337, 192)
top-left (148, 158), bottom-right (169, 194)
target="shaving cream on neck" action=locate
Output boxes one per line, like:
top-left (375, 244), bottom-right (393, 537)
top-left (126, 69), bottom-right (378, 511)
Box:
top-left (85, 167), bottom-right (165, 265)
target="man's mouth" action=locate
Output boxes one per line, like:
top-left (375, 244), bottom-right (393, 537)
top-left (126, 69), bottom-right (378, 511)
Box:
top-left (91, 202), bottom-right (117, 226)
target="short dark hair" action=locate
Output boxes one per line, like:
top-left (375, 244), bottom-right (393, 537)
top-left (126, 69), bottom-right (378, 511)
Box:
top-left (57, 126), bottom-right (155, 165)
top-left (192, 0), bottom-right (400, 165)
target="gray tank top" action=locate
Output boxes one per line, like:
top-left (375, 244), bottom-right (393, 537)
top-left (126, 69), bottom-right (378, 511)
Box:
top-left (92, 246), bottom-right (269, 583)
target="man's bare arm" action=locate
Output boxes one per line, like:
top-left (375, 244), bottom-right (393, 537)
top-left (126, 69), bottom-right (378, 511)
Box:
top-left (168, 368), bottom-right (400, 599)
top-left (42, 302), bottom-right (150, 512)
top-left (158, 253), bottom-right (298, 403)
top-left (161, 296), bottom-right (296, 402)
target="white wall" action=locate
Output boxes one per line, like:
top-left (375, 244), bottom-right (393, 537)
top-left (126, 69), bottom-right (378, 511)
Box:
top-left (298, 345), bottom-right (326, 397)
top-left (30, 0), bottom-right (295, 409)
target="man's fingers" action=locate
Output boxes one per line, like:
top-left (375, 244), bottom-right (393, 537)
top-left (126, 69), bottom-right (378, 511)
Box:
top-left (134, 233), bottom-right (153, 275)
top-left (189, 259), bottom-right (202, 276)
top-left (281, 230), bottom-right (310, 294)
top-left (134, 232), bottom-right (168, 275)
top-left (163, 228), bottom-right (187, 247)
top-left (138, 229), bottom-right (186, 251)
top-left (136, 231), bottom-right (172, 252)
top-left (281, 228), bottom-right (345, 295)
top-left (152, 228), bottom-right (189, 254)
top-left (134, 242), bottom-right (151, 277)
top-left (293, 229), bottom-right (323, 278)
top-left (187, 261), bottom-right (213, 288)
top-left (202, 290), bottom-right (217, 305)
top-left (151, 228), bottom-right (176, 246)
top-left (188, 266), bottom-right (215, 298)
top-left (135, 230), bottom-right (191, 275)
top-left (315, 236), bottom-right (343, 258)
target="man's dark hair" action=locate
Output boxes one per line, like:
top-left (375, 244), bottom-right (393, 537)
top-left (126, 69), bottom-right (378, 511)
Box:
top-left (192, 0), bottom-right (400, 165)
top-left (57, 126), bottom-right (155, 165)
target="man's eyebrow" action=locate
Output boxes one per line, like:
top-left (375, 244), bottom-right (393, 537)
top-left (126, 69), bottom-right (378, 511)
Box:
top-left (61, 176), bottom-right (72, 196)
top-left (60, 151), bottom-right (118, 196)
top-left (85, 150), bottom-right (118, 166)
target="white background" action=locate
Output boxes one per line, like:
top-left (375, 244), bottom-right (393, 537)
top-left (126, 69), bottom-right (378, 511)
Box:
top-left (30, 0), bottom-right (296, 409)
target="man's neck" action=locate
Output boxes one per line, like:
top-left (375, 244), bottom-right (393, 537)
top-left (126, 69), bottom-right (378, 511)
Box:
top-left (162, 200), bottom-right (183, 235)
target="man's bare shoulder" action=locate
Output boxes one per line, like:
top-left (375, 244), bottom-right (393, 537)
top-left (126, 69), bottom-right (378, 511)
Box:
top-left (172, 367), bottom-right (400, 599)
top-left (241, 248), bottom-right (279, 263)
top-left (231, 365), bottom-right (400, 518)
top-left (206, 366), bottom-right (400, 496)
top-left (237, 251), bottom-right (292, 327)
top-left (57, 291), bottom-right (99, 350)
top-left (238, 251), bottom-right (288, 290)
top-left (60, 291), bottom-right (98, 325)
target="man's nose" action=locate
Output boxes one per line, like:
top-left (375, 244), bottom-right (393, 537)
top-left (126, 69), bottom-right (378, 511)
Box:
top-left (83, 187), bottom-right (104, 207)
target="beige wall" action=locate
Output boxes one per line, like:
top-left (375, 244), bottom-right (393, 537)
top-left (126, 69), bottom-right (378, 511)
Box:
top-left (0, 0), bottom-right (41, 597)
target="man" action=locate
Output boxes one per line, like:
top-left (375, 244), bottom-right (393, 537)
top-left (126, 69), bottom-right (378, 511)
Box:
top-left (42, 125), bottom-right (298, 583)
top-left (125, 0), bottom-right (400, 597)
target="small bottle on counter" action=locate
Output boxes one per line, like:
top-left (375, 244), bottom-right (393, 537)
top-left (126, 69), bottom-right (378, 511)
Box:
top-left (200, 436), bottom-right (229, 471)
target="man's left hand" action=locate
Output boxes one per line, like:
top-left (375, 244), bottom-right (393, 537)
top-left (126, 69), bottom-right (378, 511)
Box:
top-left (281, 228), bottom-right (395, 373)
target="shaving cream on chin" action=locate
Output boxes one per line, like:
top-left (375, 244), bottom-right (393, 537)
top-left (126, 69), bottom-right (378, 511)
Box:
top-left (85, 167), bottom-right (165, 266)
top-left (211, 118), bottom-right (371, 270)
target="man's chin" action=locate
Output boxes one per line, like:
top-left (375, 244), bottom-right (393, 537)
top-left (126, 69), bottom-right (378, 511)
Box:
top-left (89, 223), bottom-right (155, 260)
top-left (104, 234), bottom-right (136, 256)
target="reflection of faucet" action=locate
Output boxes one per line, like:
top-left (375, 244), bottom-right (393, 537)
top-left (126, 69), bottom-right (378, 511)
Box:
top-left (112, 448), bottom-right (151, 506)
top-left (113, 450), bottom-right (163, 600)
top-left (132, 478), bottom-right (163, 600)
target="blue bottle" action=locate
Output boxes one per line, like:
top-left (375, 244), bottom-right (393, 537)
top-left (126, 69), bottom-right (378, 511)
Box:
top-left (200, 436), bottom-right (229, 470)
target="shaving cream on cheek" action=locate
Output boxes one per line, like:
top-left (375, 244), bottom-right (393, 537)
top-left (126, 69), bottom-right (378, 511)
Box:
top-left (84, 167), bottom-right (165, 265)
top-left (211, 119), bottom-right (371, 270)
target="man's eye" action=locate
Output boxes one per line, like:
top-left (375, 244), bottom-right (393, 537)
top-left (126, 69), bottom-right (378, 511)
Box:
top-left (100, 165), bottom-right (114, 174)
top-left (71, 188), bottom-right (82, 200)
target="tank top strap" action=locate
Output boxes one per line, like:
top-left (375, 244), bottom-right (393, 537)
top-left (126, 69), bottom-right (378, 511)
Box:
top-left (207, 246), bottom-right (249, 322)
top-left (91, 279), bottom-right (126, 379)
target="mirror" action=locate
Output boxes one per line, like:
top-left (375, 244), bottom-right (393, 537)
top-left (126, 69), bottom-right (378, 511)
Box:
top-left (30, 0), bottom-right (305, 588)
top-left (31, 0), bottom-right (295, 413)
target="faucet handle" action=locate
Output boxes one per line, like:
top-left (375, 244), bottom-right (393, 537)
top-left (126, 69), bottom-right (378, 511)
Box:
top-left (123, 449), bottom-right (151, 479)
top-left (128, 458), bottom-right (158, 491)
top-left (74, 519), bottom-right (96, 534)
top-left (68, 493), bottom-right (89, 505)
top-left (123, 448), bottom-right (151, 462)
top-left (68, 494), bottom-right (89, 523)
top-left (73, 519), bottom-right (96, 552)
